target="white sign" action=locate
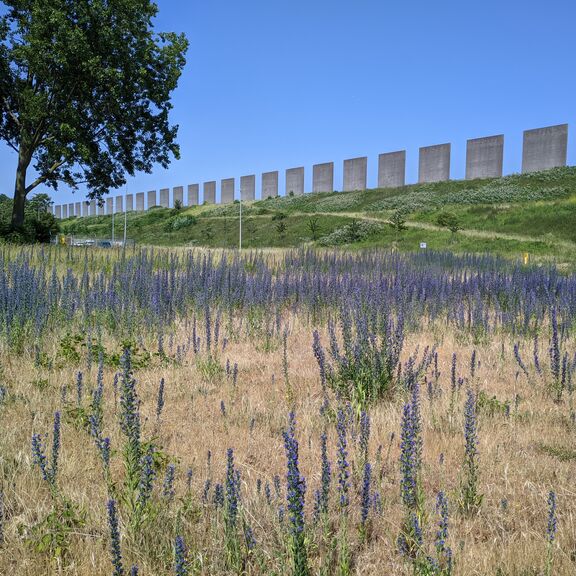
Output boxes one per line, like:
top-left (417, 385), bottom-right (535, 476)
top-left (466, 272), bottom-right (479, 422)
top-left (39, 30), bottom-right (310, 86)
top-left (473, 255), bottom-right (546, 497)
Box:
top-left (420, 242), bottom-right (427, 249)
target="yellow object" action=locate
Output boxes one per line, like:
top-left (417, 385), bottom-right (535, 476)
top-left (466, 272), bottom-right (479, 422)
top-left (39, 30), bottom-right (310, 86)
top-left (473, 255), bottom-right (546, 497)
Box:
top-left (59, 235), bottom-right (66, 245)
top-left (523, 252), bottom-right (529, 265)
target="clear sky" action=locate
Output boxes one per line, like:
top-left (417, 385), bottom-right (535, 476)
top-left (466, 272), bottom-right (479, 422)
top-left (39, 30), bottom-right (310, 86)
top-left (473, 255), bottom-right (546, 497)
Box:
top-left (1, 0), bottom-right (575, 205)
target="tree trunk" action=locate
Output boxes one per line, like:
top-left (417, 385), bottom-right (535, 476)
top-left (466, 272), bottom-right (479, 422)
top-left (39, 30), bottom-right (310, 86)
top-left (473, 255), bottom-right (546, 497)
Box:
top-left (11, 149), bottom-right (30, 229)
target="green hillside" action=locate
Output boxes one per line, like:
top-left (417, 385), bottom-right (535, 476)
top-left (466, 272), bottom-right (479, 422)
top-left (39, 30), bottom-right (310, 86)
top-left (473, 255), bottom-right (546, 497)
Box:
top-left (59, 166), bottom-right (576, 264)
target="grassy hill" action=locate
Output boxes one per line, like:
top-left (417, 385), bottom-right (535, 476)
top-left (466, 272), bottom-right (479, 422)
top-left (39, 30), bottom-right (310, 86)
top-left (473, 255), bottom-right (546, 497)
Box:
top-left (59, 166), bottom-right (576, 264)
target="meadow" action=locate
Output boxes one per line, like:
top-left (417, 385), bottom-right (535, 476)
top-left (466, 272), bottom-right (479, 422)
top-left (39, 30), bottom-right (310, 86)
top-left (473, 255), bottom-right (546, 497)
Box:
top-left (0, 245), bottom-right (575, 575)
top-left (59, 167), bottom-right (576, 265)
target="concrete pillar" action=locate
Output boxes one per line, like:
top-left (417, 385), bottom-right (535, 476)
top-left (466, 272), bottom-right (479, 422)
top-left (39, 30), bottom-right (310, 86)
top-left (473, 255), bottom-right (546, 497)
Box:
top-left (187, 184), bottom-right (199, 206)
top-left (98, 203), bottom-right (105, 216)
top-left (82, 201), bottom-right (88, 217)
top-left (203, 181), bottom-right (216, 204)
top-left (240, 175), bottom-right (255, 201)
top-left (343, 157), bottom-right (367, 191)
top-left (116, 196), bottom-right (123, 213)
top-left (312, 162), bottom-right (334, 193)
top-left (147, 190), bottom-right (156, 209)
top-left (55, 205), bottom-right (62, 219)
top-left (106, 197), bottom-right (113, 215)
top-left (262, 171), bottom-right (279, 198)
top-left (136, 192), bottom-right (145, 211)
top-left (522, 124), bottom-right (568, 173)
top-left (221, 178), bottom-right (235, 204)
top-left (126, 194), bottom-right (134, 211)
top-left (90, 200), bottom-right (97, 216)
top-left (378, 151), bottom-right (406, 188)
top-left (74, 202), bottom-right (80, 217)
top-left (68, 203), bottom-right (74, 217)
top-left (62, 204), bottom-right (68, 218)
top-left (466, 135), bottom-right (504, 180)
top-left (418, 144), bottom-right (451, 183)
top-left (160, 188), bottom-right (169, 208)
top-left (173, 186), bottom-right (184, 207)
top-left (286, 167), bottom-right (304, 196)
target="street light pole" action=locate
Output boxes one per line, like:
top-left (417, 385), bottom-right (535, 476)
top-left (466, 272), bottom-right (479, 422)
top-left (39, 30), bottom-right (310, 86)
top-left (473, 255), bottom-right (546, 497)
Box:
top-left (239, 194), bottom-right (242, 251)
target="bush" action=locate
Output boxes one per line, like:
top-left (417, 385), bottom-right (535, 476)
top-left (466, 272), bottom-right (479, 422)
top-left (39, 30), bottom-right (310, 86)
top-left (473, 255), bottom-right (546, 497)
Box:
top-left (0, 193), bottom-right (59, 243)
top-left (389, 209), bottom-right (407, 232)
top-left (164, 214), bottom-right (197, 232)
top-left (317, 220), bottom-right (383, 246)
top-left (271, 211), bottom-right (287, 221)
top-left (437, 211), bottom-right (461, 233)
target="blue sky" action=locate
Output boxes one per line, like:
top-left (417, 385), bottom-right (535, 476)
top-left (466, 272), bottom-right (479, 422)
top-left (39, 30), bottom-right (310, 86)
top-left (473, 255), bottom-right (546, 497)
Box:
top-left (1, 0), bottom-right (574, 205)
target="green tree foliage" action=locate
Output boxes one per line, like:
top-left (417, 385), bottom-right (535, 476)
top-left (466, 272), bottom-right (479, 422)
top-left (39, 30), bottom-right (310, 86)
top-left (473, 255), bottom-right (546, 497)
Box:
top-left (0, 0), bottom-right (188, 229)
top-left (307, 216), bottom-right (321, 240)
top-left (0, 192), bottom-right (58, 242)
top-left (437, 211), bottom-right (461, 234)
top-left (389, 208), bottom-right (407, 232)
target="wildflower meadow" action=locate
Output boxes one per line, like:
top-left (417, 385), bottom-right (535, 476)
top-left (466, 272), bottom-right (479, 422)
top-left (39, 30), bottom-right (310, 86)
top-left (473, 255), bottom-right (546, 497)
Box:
top-left (0, 244), bottom-right (575, 575)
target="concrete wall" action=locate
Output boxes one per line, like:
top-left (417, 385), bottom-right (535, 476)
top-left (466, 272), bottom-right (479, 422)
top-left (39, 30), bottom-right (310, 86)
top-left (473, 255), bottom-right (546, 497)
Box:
top-left (147, 190), bottom-right (156, 209)
top-left (419, 144), bottom-right (451, 183)
top-left (55, 205), bottom-right (62, 219)
top-left (75, 202), bottom-right (82, 217)
top-left (68, 203), bottom-right (74, 217)
top-left (173, 186), bottom-right (184, 206)
top-left (188, 184), bottom-right (199, 206)
top-left (378, 151), bottom-right (406, 188)
top-left (221, 178), bottom-right (235, 204)
top-left (313, 162), bottom-right (334, 193)
top-left (522, 124), bottom-right (568, 173)
top-left (466, 135), bottom-right (504, 179)
top-left (61, 205), bottom-right (67, 218)
top-left (160, 188), bottom-right (169, 208)
top-left (98, 203), bottom-right (105, 216)
top-left (203, 181), bottom-right (216, 204)
top-left (343, 157), bottom-right (367, 191)
top-left (90, 200), bottom-right (97, 216)
top-left (262, 171), bottom-right (279, 198)
top-left (286, 167), bottom-right (304, 196)
top-left (240, 175), bottom-right (255, 201)
top-left (82, 201), bottom-right (89, 217)
top-left (106, 197), bottom-right (113, 215)
top-left (136, 193), bottom-right (144, 212)
top-left (116, 196), bottom-right (123, 213)
top-left (126, 194), bottom-right (133, 211)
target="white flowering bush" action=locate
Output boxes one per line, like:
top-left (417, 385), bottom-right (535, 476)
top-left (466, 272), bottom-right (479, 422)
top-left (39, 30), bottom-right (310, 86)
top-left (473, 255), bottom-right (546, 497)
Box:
top-left (317, 220), bottom-right (383, 246)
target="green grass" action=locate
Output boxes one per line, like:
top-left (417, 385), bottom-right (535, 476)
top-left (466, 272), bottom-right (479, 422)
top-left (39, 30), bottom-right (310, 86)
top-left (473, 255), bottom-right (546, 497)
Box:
top-left (59, 166), bottom-right (576, 265)
top-left (411, 198), bottom-right (576, 243)
top-left (62, 206), bottom-right (352, 249)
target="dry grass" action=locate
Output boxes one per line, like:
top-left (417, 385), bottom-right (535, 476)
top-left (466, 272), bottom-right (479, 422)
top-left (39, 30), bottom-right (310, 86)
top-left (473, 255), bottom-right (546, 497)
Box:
top-left (1, 309), bottom-right (575, 575)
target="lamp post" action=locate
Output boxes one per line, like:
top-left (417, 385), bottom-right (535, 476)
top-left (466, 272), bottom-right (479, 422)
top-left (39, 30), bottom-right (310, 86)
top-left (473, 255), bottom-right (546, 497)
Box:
top-left (239, 193), bottom-right (242, 251)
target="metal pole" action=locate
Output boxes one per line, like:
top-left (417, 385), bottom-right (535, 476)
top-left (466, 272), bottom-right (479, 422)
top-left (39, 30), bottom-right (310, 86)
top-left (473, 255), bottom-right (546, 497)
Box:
top-left (112, 209), bottom-right (115, 244)
top-left (239, 195), bottom-right (242, 251)
top-left (123, 209), bottom-right (127, 245)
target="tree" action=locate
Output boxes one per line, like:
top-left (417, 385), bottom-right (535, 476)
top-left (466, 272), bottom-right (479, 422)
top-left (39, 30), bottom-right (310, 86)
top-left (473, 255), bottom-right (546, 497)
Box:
top-left (307, 216), bottom-right (321, 240)
top-left (0, 1), bottom-right (188, 229)
top-left (389, 209), bottom-right (407, 233)
top-left (437, 211), bottom-right (461, 234)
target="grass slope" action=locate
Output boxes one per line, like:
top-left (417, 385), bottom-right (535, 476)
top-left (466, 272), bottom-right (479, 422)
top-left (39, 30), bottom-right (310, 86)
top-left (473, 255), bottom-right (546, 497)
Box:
top-left (60, 166), bottom-right (576, 263)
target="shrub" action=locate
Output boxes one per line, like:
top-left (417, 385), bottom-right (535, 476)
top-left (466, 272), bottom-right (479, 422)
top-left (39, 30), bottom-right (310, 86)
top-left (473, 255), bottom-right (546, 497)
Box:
top-left (389, 209), bottom-right (407, 232)
top-left (317, 221), bottom-right (382, 246)
top-left (165, 215), bottom-right (197, 232)
top-left (437, 212), bottom-right (461, 233)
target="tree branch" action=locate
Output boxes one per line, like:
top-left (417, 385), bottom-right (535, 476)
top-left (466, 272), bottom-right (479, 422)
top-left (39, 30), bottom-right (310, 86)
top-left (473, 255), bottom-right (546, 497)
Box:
top-left (2, 97), bottom-right (20, 128)
top-left (25, 159), bottom-right (66, 194)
